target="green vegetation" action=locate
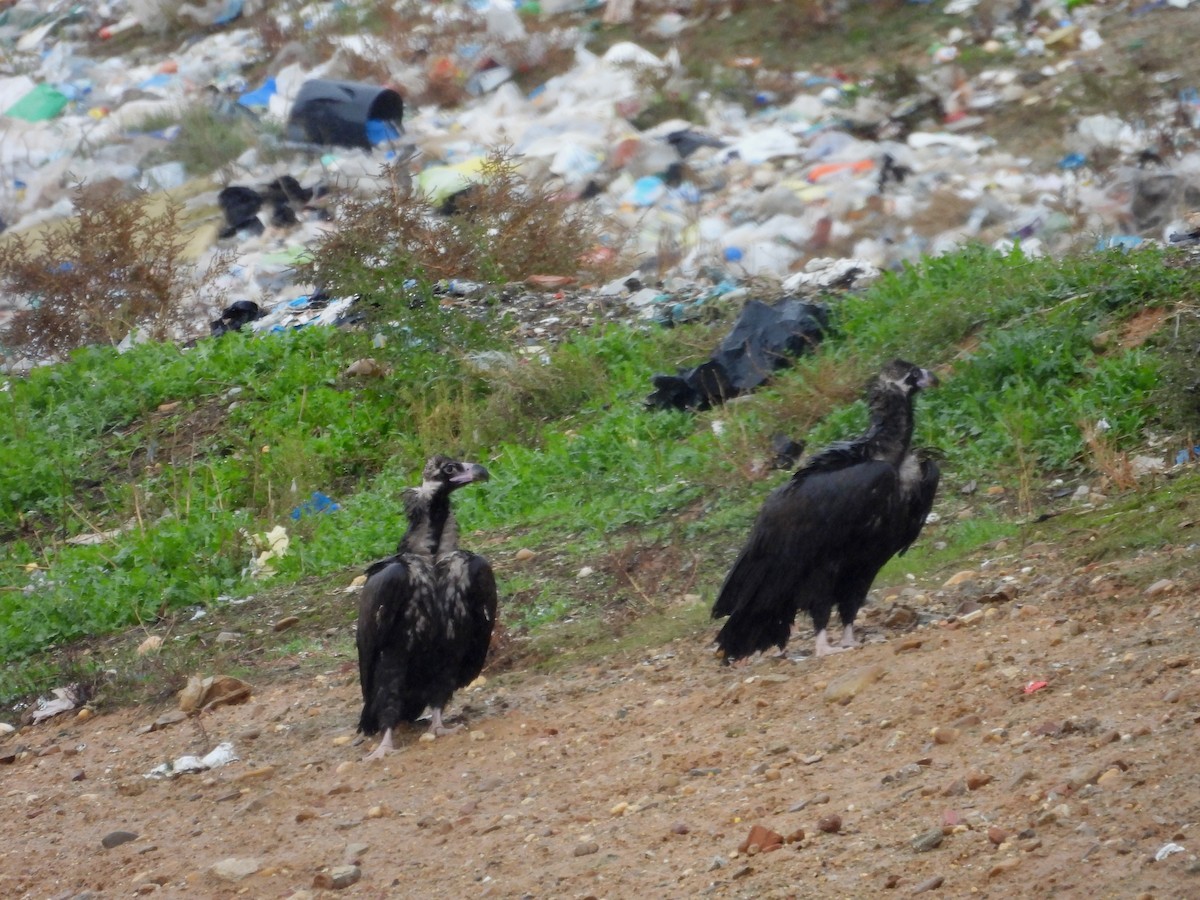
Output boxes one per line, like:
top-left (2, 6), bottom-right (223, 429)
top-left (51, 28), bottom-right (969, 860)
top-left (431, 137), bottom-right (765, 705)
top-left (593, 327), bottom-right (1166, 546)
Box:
top-left (4, 232), bottom-right (1200, 706)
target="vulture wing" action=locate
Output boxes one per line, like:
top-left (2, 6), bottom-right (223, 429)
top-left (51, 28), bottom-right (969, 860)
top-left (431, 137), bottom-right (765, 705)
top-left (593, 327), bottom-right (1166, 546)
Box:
top-left (713, 460), bottom-right (901, 659)
top-left (451, 552), bottom-right (499, 689)
top-left (896, 458), bottom-right (940, 557)
top-left (356, 557), bottom-right (434, 734)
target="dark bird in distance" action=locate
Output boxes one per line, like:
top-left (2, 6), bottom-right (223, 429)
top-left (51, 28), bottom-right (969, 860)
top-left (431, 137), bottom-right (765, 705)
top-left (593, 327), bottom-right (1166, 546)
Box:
top-left (712, 360), bottom-right (940, 661)
top-left (357, 455), bottom-right (497, 760)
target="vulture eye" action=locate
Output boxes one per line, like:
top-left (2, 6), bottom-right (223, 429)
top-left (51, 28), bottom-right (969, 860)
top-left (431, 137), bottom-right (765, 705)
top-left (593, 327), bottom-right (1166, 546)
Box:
top-left (442, 463), bottom-right (458, 476)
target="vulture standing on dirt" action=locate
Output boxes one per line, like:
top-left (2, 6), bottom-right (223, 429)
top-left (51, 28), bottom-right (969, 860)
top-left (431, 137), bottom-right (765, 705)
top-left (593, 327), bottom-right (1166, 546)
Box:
top-left (712, 359), bottom-right (940, 661)
top-left (357, 455), bottom-right (497, 760)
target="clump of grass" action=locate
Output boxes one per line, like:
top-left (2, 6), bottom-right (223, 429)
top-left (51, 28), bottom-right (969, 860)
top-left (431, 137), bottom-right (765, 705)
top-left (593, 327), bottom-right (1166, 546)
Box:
top-left (0, 183), bottom-right (209, 362)
top-left (137, 101), bottom-right (258, 176)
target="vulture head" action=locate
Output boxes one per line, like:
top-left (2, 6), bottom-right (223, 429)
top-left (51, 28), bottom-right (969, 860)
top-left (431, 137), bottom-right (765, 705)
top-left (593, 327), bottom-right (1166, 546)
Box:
top-left (421, 455), bottom-right (490, 492)
top-left (877, 359), bottom-right (939, 397)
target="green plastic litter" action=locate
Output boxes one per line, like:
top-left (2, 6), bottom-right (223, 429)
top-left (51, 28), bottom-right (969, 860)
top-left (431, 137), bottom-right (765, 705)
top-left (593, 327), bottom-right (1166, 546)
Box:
top-left (5, 83), bottom-right (69, 122)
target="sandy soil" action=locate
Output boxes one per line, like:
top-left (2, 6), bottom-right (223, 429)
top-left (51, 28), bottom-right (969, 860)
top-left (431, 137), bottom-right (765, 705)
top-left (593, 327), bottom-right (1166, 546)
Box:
top-left (3, 533), bottom-right (1199, 900)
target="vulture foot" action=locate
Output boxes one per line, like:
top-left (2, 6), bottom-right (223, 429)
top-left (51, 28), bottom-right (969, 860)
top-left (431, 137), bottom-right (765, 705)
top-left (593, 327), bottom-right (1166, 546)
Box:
top-left (815, 629), bottom-right (852, 657)
top-left (363, 728), bottom-right (396, 762)
top-left (838, 624), bottom-right (861, 649)
top-left (427, 707), bottom-right (465, 737)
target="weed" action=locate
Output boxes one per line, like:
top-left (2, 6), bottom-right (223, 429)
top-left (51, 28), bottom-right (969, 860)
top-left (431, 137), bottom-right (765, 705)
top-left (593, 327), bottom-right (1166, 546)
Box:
top-left (141, 101), bottom-right (259, 176)
top-left (300, 150), bottom-right (603, 309)
top-left (0, 184), bottom-right (214, 362)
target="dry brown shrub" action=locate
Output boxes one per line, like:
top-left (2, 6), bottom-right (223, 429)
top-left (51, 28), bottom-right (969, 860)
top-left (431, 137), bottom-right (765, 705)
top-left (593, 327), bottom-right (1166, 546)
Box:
top-left (0, 184), bottom-right (215, 361)
top-left (1080, 420), bottom-right (1137, 492)
top-left (302, 148), bottom-right (605, 295)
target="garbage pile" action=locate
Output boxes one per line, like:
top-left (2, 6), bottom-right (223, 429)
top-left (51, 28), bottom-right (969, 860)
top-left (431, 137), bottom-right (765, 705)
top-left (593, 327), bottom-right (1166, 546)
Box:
top-left (2, 0), bottom-right (1200, 367)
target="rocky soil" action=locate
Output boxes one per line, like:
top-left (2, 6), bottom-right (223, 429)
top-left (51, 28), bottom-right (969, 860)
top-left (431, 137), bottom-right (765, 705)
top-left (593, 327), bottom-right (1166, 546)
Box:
top-left (3, 530), bottom-right (1200, 899)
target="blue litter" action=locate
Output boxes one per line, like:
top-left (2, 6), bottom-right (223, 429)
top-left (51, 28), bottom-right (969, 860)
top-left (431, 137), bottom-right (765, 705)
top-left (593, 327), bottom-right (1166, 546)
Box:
top-left (138, 73), bottom-right (174, 92)
top-left (365, 118), bottom-right (401, 145)
top-left (238, 76), bottom-right (276, 108)
top-left (723, 247), bottom-right (744, 263)
top-left (290, 491), bottom-right (340, 519)
top-left (1096, 235), bottom-right (1144, 252)
top-left (1059, 153), bottom-right (1086, 170)
top-left (214, 0), bottom-right (245, 25)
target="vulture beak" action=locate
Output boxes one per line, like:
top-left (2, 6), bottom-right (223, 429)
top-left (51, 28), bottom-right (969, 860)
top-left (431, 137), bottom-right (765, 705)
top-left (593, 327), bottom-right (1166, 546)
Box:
top-left (451, 463), bottom-right (490, 484)
top-left (918, 368), bottom-right (939, 390)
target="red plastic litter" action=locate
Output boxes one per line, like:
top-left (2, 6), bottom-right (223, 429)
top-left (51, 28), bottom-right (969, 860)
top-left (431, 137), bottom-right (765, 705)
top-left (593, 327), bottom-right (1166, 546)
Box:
top-left (1023, 681), bottom-right (1049, 694)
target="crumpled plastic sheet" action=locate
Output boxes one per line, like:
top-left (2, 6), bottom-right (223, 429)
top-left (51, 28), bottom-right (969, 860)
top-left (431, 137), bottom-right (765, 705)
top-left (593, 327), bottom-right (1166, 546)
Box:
top-left (145, 742), bottom-right (239, 779)
top-left (646, 297), bottom-right (829, 411)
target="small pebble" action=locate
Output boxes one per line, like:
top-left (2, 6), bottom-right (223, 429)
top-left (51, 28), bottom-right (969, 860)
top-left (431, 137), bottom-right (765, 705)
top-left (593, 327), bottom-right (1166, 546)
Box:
top-left (912, 828), bottom-right (944, 853)
top-left (102, 831), bottom-right (138, 849)
top-left (911, 875), bottom-right (944, 893)
top-left (817, 814), bottom-right (842, 834)
top-left (312, 865), bottom-right (361, 890)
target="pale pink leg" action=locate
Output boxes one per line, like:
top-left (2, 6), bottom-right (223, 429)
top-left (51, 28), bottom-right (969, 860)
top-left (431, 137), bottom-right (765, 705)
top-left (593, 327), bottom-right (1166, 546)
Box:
top-left (428, 707), bottom-right (465, 736)
top-left (839, 623), bottom-right (860, 649)
top-left (815, 629), bottom-right (851, 657)
top-left (363, 727), bottom-right (395, 761)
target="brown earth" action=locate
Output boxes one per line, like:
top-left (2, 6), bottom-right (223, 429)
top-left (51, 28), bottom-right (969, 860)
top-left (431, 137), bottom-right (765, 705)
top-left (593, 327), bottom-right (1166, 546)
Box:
top-left (3, 526), bottom-right (1200, 900)
top-left (8, 5), bottom-right (1200, 900)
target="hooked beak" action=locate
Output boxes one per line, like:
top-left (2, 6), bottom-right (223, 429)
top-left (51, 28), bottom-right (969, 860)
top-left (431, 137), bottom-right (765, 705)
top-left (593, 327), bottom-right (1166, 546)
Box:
top-left (918, 368), bottom-right (940, 390)
top-left (450, 463), bottom-right (490, 484)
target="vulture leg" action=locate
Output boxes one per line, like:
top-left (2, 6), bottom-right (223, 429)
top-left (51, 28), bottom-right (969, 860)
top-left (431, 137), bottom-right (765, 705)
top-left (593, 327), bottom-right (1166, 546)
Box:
top-left (815, 629), bottom-right (851, 657)
top-left (428, 707), bottom-right (465, 736)
top-left (363, 727), bottom-right (397, 762)
top-left (838, 623), bottom-right (861, 649)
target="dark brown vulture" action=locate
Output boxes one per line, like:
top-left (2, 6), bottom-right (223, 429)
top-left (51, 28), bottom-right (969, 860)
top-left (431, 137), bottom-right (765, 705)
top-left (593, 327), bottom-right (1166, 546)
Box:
top-left (712, 359), bottom-right (940, 661)
top-left (357, 455), bottom-right (497, 760)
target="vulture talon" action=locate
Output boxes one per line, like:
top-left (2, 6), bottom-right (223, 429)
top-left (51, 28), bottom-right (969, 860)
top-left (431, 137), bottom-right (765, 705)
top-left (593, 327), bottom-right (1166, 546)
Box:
top-left (712, 360), bottom-right (940, 665)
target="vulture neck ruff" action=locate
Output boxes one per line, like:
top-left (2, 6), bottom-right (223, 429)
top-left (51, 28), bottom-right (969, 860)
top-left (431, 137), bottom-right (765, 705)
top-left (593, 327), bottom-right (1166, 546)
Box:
top-left (398, 480), bottom-right (460, 560)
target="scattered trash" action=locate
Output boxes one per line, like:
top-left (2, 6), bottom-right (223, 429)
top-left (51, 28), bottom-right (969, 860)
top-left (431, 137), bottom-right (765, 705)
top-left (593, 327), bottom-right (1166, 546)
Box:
top-left (285, 79), bottom-right (404, 149)
top-left (342, 358), bottom-right (389, 378)
top-left (244, 525), bottom-right (289, 578)
top-left (145, 742), bottom-right (239, 779)
top-left (647, 298), bottom-right (828, 411)
top-left (1155, 842), bottom-right (1185, 862)
top-left (210, 300), bottom-right (264, 337)
top-left (30, 685), bottom-right (82, 723)
top-left (4, 82), bottom-right (69, 121)
top-left (1174, 445), bottom-right (1200, 465)
top-left (290, 491), bottom-right (341, 519)
top-left (1023, 681), bottom-right (1049, 694)
top-left (177, 674), bottom-right (252, 714)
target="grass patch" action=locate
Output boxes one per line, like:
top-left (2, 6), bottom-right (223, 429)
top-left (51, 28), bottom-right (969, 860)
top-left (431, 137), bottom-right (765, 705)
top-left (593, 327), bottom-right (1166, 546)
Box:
top-left (4, 237), bottom-right (1200, 706)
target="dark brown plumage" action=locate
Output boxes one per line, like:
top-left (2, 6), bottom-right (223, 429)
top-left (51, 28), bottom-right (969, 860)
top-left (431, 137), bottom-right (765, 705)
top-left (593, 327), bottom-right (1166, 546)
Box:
top-left (357, 455), bottom-right (497, 760)
top-left (712, 360), bottom-right (940, 661)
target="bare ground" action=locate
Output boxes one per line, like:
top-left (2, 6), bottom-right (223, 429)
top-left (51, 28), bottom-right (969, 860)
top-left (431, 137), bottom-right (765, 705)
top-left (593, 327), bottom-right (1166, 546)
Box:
top-left (4, 528), bottom-right (1200, 900)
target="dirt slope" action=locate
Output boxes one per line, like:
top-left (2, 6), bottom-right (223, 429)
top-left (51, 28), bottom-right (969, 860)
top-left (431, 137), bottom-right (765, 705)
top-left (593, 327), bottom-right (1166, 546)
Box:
top-left (3, 534), bottom-right (1199, 900)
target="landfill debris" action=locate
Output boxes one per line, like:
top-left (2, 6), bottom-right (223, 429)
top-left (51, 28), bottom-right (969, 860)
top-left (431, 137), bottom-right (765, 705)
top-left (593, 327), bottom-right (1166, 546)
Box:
top-left (1023, 680), bottom-right (1049, 694)
top-left (647, 297), bottom-right (828, 411)
top-left (243, 525), bottom-right (289, 578)
top-left (290, 491), bottom-right (341, 519)
top-left (29, 684), bottom-right (82, 723)
top-left (177, 673), bottom-right (252, 713)
top-left (210, 299), bottom-right (264, 337)
top-left (1154, 842), bottom-right (1185, 862)
top-left (0, 0), bottom-right (1196, 380)
top-left (285, 79), bottom-right (404, 149)
top-left (145, 741), bottom-right (239, 779)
